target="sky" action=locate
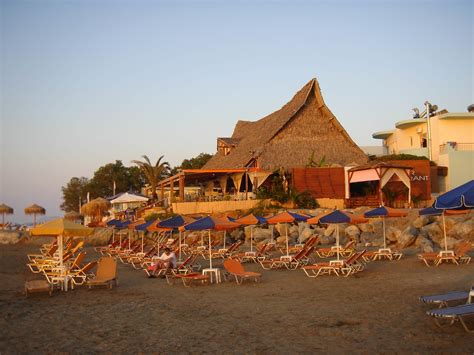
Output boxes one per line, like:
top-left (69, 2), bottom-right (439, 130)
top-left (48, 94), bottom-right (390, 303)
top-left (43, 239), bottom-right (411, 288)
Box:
top-left (1, 0), bottom-right (473, 223)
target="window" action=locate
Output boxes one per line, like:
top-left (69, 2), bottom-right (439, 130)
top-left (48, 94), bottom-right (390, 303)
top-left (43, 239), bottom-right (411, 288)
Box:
top-left (421, 138), bottom-right (427, 148)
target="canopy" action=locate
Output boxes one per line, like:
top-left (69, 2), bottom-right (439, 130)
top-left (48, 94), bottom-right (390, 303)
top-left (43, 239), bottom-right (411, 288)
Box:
top-left (235, 213), bottom-right (267, 225)
top-left (107, 219), bottom-right (122, 227)
top-left (0, 203), bottom-right (14, 214)
top-left (128, 219), bottom-right (146, 230)
top-left (30, 218), bottom-right (93, 237)
top-left (135, 219), bottom-right (156, 231)
top-left (110, 192), bottom-right (149, 204)
top-left (306, 211), bottom-right (333, 225)
top-left (364, 206), bottom-right (407, 218)
top-left (179, 216), bottom-right (241, 231)
top-left (157, 215), bottom-right (195, 230)
top-left (319, 210), bottom-right (368, 224)
top-left (419, 207), bottom-right (468, 216)
top-left (266, 211), bottom-right (309, 224)
top-left (116, 220), bottom-right (132, 230)
top-left (434, 180), bottom-right (474, 209)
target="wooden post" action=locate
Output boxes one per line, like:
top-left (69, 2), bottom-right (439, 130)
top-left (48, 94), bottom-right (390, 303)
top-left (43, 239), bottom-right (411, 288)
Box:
top-left (245, 170), bottom-right (249, 200)
top-left (170, 178), bottom-right (175, 202)
top-left (179, 173), bottom-right (185, 201)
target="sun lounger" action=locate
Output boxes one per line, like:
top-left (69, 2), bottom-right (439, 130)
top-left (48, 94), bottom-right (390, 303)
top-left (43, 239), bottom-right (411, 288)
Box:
top-left (27, 245), bottom-right (58, 262)
top-left (315, 240), bottom-right (356, 258)
top-left (362, 248), bottom-right (403, 262)
top-left (70, 261), bottom-right (98, 287)
top-left (86, 257), bottom-right (118, 289)
top-left (223, 259), bottom-right (262, 285)
top-left (232, 243), bottom-right (270, 263)
top-left (302, 250), bottom-right (366, 278)
top-left (165, 272), bottom-right (210, 287)
top-left (24, 279), bottom-right (53, 297)
top-left (419, 242), bottom-right (472, 267)
top-left (426, 304), bottom-right (474, 333)
top-left (259, 247), bottom-right (308, 270)
top-left (420, 288), bottom-right (474, 308)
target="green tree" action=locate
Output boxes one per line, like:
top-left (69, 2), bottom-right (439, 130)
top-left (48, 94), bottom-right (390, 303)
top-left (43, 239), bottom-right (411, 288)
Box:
top-left (60, 177), bottom-right (89, 212)
top-left (132, 155), bottom-right (170, 199)
top-left (86, 160), bottom-right (145, 198)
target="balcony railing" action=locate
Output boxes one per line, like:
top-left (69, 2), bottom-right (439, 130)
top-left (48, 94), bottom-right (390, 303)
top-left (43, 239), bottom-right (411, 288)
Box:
top-left (439, 142), bottom-right (474, 154)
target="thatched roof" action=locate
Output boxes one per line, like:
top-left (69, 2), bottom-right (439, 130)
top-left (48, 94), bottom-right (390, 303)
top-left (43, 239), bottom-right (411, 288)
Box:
top-left (204, 78), bottom-right (367, 170)
top-left (24, 204), bottom-right (46, 215)
top-left (64, 211), bottom-right (82, 221)
top-left (80, 198), bottom-right (111, 216)
top-left (0, 203), bottom-right (14, 214)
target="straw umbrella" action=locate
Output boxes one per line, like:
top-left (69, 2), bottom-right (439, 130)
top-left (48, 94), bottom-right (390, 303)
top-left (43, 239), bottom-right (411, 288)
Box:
top-left (80, 197), bottom-right (111, 223)
top-left (24, 204), bottom-right (46, 227)
top-left (0, 203), bottom-right (14, 229)
top-left (64, 211), bottom-right (81, 222)
top-left (30, 218), bottom-right (92, 291)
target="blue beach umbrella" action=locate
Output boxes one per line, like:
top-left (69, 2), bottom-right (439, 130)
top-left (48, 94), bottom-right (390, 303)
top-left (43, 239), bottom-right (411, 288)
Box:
top-left (434, 180), bottom-right (474, 209)
top-left (180, 216), bottom-right (241, 269)
top-left (419, 206), bottom-right (468, 252)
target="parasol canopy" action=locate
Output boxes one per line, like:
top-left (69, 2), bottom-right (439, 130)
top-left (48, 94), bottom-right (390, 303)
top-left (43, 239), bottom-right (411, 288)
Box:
top-left (80, 198), bottom-right (111, 221)
top-left (24, 203), bottom-right (46, 226)
top-left (30, 218), bottom-right (93, 237)
top-left (0, 203), bottom-right (14, 228)
top-left (434, 180), bottom-right (474, 209)
top-left (64, 211), bottom-right (81, 221)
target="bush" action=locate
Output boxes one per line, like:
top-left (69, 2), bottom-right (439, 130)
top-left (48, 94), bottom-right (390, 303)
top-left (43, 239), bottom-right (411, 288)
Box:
top-left (294, 190), bottom-right (319, 209)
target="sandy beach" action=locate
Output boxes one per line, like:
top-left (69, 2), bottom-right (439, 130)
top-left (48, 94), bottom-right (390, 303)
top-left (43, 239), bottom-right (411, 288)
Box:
top-left (1, 244), bottom-right (473, 353)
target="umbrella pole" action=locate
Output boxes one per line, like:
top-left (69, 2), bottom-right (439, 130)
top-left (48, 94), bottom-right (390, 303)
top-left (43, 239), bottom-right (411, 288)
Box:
top-left (286, 224), bottom-right (289, 257)
top-left (58, 234), bottom-right (65, 290)
top-left (271, 225), bottom-right (274, 243)
top-left (128, 230), bottom-right (131, 250)
top-left (112, 230), bottom-right (115, 244)
top-left (2, 213), bottom-right (4, 229)
top-left (209, 230), bottom-right (212, 269)
top-left (141, 232), bottom-right (144, 253)
top-left (34, 213), bottom-right (37, 227)
top-left (119, 232), bottom-right (122, 246)
top-left (251, 226), bottom-right (253, 252)
top-left (442, 213), bottom-right (448, 252)
top-left (179, 230), bottom-right (182, 262)
top-left (336, 224), bottom-right (340, 261)
top-left (223, 230), bottom-right (226, 249)
top-left (382, 216), bottom-right (386, 249)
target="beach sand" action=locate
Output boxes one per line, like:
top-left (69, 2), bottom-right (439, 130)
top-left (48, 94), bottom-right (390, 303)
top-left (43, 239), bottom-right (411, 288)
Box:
top-left (1, 244), bottom-right (473, 353)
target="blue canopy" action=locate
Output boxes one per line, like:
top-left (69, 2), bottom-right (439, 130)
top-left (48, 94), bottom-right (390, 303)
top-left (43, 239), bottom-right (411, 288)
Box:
top-left (107, 219), bottom-right (122, 227)
top-left (365, 206), bottom-right (389, 218)
top-left (116, 220), bottom-right (131, 229)
top-left (135, 219), bottom-right (155, 231)
top-left (288, 212), bottom-right (309, 222)
top-left (434, 180), bottom-right (474, 209)
top-left (319, 210), bottom-right (367, 224)
top-left (180, 216), bottom-right (240, 231)
top-left (419, 206), bottom-right (443, 216)
top-left (158, 215), bottom-right (192, 230)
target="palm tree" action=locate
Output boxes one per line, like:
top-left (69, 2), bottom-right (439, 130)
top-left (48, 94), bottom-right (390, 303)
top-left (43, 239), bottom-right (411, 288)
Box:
top-left (132, 155), bottom-right (170, 200)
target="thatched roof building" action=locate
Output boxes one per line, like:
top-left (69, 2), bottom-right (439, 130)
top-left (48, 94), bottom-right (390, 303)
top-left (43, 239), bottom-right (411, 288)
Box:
top-left (204, 78), bottom-right (367, 171)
